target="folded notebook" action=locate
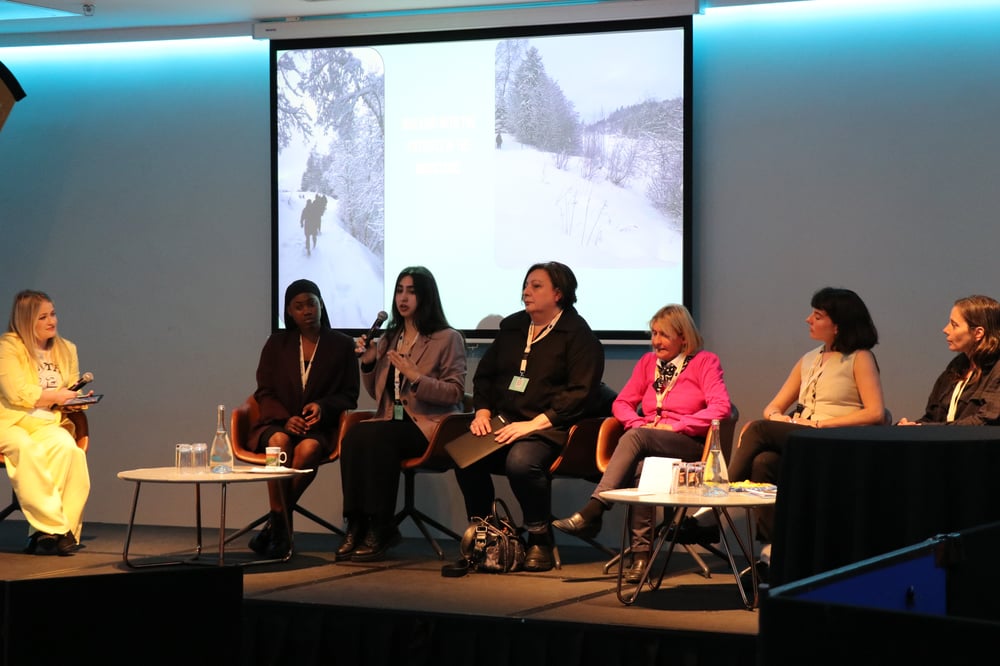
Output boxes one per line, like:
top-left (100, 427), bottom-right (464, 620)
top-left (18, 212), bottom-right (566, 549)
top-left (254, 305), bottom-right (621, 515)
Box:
top-left (444, 415), bottom-right (509, 469)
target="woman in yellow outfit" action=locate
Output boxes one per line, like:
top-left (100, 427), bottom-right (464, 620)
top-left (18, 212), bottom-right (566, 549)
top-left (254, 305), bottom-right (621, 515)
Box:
top-left (0, 290), bottom-right (91, 555)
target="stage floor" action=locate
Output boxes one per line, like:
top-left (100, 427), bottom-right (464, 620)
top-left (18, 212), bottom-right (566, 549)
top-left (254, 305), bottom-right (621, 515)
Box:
top-left (0, 519), bottom-right (761, 664)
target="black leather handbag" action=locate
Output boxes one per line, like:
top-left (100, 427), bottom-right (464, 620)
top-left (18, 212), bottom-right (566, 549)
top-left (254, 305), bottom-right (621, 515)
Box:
top-left (459, 498), bottom-right (527, 573)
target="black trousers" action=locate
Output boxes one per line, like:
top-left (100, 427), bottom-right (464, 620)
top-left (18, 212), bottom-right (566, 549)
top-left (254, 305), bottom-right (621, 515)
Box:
top-left (728, 419), bottom-right (808, 541)
top-left (339, 418), bottom-right (427, 524)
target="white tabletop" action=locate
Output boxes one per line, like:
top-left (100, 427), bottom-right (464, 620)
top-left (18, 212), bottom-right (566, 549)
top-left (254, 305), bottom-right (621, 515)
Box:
top-left (599, 488), bottom-right (776, 508)
top-left (117, 466), bottom-right (302, 483)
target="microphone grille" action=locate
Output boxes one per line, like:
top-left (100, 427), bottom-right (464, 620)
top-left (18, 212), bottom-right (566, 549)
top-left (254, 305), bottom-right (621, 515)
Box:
top-left (376, 310), bottom-right (388, 323)
top-left (82, 371), bottom-right (94, 382)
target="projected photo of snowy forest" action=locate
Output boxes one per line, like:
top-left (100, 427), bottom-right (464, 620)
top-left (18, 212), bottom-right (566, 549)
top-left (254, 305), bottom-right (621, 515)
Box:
top-left (274, 25), bottom-right (686, 333)
top-left (492, 36), bottom-right (684, 269)
top-left (275, 47), bottom-right (385, 329)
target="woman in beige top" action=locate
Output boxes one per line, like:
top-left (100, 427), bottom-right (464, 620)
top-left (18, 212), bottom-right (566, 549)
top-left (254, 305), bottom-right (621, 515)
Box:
top-left (720, 287), bottom-right (885, 577)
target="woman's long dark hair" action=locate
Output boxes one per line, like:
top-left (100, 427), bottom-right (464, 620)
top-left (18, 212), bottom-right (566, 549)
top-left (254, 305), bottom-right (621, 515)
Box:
top-left (812, 287), bottom-right (878, 354)
top-left (386, 266), bottom-right (452, 337)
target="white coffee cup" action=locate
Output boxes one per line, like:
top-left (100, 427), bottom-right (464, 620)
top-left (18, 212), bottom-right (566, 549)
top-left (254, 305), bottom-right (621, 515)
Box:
top-left (265, 446), bottom-right (288, 468)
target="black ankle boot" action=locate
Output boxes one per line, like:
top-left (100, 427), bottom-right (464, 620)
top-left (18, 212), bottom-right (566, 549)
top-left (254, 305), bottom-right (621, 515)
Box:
top-left (336, 517), bottom-right (366, 560)
top-left (248, 519), bottom-right (273, 555)
top-left (351, 519), bottom-right (401, 562)
top-left (263, 511), bottom-right (292, 559)
top-left (524, 531), bottom-right (554, 572)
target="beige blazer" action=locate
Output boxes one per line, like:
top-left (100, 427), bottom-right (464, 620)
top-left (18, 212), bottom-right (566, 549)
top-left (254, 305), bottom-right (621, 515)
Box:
top-left (361, 327), bottom-right (467, 441)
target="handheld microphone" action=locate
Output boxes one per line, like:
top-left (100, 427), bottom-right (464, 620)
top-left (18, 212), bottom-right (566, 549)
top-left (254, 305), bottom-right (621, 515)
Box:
top-left (68, 372), bottom-right (93, 392)
top-left (358, 311), bottom-right (388, 355)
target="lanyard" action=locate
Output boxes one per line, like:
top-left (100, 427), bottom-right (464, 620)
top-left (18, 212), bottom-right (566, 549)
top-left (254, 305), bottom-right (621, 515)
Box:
top-left (393, 331), bottom-right (417, 403)
top-left (519, 310), bottom-right (563, 376)
top-left (654, 354), bottom-right (691, 420)
top-left (947, 376), bottom-right (969, 422)
top-left (798, 348), bottom-right (827, 418)
top-left (299, 335), bottom-right (319, 390)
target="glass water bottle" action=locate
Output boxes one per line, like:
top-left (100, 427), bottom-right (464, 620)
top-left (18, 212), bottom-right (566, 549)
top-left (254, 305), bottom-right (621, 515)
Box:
top-left (209, 404), bottom-right (234, 474)
top-left (702, 418), bottom-right (729, 496)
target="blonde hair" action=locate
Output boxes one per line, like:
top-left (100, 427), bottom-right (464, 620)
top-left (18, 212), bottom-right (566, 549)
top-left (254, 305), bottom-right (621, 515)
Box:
top-left (650, 304), bottom-right (704, 355)
top-left (7, 289), bottom-right (72, 370)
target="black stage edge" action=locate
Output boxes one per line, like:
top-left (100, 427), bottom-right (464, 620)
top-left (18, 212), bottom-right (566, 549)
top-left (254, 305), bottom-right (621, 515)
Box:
top-left (241, 600), bottom-right (755, 666)
top-left (0, 522), bottom-right (760, 666)
top-left (0, 566), bottom-right (242, 666)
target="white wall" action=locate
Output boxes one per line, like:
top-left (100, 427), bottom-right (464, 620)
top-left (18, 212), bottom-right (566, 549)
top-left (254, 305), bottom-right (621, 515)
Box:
top-left (1, 2), bottom-right (999, 547)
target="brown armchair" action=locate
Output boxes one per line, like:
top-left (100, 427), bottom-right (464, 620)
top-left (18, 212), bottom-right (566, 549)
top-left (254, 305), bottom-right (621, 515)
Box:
top-left (548, 415), bottom-right (626, 567)
top-left (393, 394), bottom-right (475, 558)
top-left (227, 395), bottom-right (368, 541)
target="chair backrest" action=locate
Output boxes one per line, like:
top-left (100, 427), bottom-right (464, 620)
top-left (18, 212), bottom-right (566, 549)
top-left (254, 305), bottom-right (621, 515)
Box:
top-left (230, 394), bottom-right (357, 466)
top-left (400, 393), bottom-right (474, 472)
top-left (593, 417), bottom-right (626, 474)
top-left (553, 382), bottom-right (621, 480)
top-left (231, 396), bottom-right (264, 465)
top-left (65, 411), bottom-right (90, 453)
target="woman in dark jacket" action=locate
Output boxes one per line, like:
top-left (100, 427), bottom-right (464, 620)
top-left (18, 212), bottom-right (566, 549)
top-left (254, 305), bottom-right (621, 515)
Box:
top-left (453, 261), bottom-right (604, 572)
top-left (899, 294), bottom-right (1000, 425)
top-left (246, 279), bottom-right (359, 559)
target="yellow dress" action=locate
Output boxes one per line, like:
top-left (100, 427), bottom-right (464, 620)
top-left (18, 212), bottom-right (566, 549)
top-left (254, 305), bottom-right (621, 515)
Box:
top-left (0, 332), bottom-right (90, 539)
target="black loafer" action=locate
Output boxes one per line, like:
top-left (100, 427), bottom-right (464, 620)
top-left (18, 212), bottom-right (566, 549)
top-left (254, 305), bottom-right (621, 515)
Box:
top-left (523, 543), bottom-right (554, 572)
top-left (625, 556), bottom-right (649, 584)
top-left (25, 531), bottom-right (59, 556)
top-left (56, 532), bottom-right (79, 556)
top-left (552, 512), bottom-right (602, 539)
top-left (352, 526), bottom-right (402, 562)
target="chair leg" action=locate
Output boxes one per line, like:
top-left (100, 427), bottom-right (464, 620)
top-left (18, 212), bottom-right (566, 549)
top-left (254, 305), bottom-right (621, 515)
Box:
top-left (0, 491), bottom-right (20, 522)
top-left (293, 504), bottom-right (346, 536)
top-left (393, 469), bottom-right (461, 559)
top-left (225, 500), bottom-right (347, 547)
top-left (604, 545), bottom-right (629, 574)
top-left (683, 543), bottom-right (713, 578)
top-left (224, 512), bottom-right (270, 545)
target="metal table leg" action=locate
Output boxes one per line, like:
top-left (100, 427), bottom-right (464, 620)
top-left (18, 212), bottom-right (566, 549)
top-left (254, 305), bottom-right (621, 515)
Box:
top-left (615, 506), bottom-right (685, 605)
top-left (122, 481), bottom-right (190, 568)
top-left (713, 506), bottom-right (760, 610)
top-left (122, 477), bottom-right (292, 568)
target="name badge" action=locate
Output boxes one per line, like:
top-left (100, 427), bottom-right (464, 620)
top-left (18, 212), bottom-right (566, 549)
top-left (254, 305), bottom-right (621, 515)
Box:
top-left (393, 402), bottom-right (404, 420)
top-left (508, 376), bottom-right (529, 393)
